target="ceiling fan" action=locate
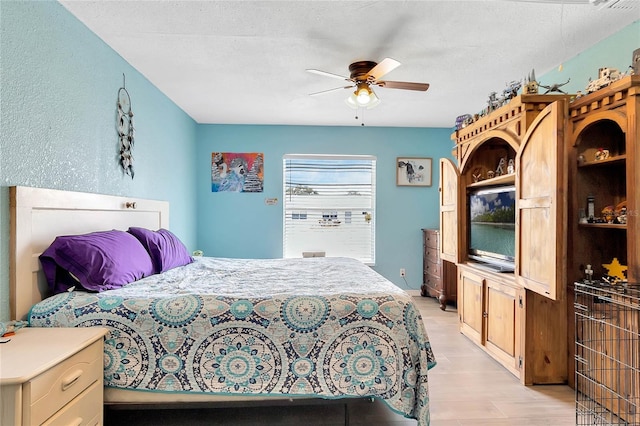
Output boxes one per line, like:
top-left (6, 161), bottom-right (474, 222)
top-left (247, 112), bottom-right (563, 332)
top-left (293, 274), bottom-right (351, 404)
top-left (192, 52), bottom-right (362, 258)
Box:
top-left (306, 58), bottom-right (429, 109)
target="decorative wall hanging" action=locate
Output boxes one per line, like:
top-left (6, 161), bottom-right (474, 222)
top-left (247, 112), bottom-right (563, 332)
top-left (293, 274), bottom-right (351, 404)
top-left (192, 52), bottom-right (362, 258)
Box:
top-left (117, 74), bottom-right (135, 178)
top-left (396, 157), bottom-right (432, 187)
top-left (211, 152), bottom-right (264, 192)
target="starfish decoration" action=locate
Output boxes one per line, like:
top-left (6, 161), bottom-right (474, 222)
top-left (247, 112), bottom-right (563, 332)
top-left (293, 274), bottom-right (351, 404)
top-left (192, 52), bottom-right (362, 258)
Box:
top-left (602, 257), bottom-right (628, 281)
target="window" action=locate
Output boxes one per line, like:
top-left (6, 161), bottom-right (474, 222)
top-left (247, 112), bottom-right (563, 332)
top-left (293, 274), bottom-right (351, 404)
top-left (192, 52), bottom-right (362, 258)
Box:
top-left (283, 154), bottom-right (376, 264)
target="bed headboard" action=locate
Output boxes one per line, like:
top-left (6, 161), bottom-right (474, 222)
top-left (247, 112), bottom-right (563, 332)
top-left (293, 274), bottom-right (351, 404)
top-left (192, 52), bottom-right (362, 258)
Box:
top-left (9, 186), bottom-right (169, 321)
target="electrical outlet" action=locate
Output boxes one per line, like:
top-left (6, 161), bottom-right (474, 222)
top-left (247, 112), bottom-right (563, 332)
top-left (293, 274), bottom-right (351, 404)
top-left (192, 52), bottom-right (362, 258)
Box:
top-left (400, 268), bottom-right (406, 277)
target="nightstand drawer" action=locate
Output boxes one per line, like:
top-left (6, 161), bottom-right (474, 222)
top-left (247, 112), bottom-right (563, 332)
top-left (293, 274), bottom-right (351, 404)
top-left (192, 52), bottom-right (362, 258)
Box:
top-left (26, 339), bottom-right (103, 425)
top-left (41, 380), bottom-right (102, 426)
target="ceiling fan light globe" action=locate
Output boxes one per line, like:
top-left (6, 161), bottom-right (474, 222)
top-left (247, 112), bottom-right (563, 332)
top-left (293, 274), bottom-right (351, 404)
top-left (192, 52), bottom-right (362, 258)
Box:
top-left (345, 95), bottom-right (359, 109)
top-left (366, 94), bottom-right (381, 109)
top-left (357, 92), bottom-right (371, 105)
top-left (346, 84), bottom-right (381, 110)
top-left (354, 83), bottom-right (372, 105)
top-left (354, 82), bottom-right (372, 106)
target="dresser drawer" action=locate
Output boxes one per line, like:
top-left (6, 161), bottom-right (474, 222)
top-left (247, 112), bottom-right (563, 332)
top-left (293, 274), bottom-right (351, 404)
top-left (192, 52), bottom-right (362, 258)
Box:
top-left (424, 260), bottom-right (441, 277)
top-left (425, 273), bottom-right (442, 288)
top-left (41, 380), bottom-right (102, 426)
top-left (424, 246), bottom-right (440, 262)
top-left (424, 274), bottom-right (443, 298)
top-left (424, 231), bottom-right (439, 250)
top-left (25, 340), bottom-right (103, 425)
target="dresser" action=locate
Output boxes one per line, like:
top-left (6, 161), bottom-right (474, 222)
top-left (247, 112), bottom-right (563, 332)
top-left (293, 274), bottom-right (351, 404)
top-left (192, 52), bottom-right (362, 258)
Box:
top-left (0, 327), bottom-right (107, 426)
top-left (421, 228), bottom-right (457, 310)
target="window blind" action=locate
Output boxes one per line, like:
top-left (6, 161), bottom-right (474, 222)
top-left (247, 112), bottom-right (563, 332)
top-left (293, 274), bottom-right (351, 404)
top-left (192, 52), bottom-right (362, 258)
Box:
top-left (283, 154), bottom-right (376, 265)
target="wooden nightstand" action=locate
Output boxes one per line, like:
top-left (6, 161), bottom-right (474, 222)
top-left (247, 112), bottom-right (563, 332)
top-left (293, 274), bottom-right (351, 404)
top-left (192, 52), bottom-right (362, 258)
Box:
top-left (0, 327), bottom-right (107, 425)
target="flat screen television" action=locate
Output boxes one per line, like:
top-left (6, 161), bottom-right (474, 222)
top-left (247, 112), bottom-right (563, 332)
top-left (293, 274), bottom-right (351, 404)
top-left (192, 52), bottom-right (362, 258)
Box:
top-left (468, 185), bottom-right (516, 272)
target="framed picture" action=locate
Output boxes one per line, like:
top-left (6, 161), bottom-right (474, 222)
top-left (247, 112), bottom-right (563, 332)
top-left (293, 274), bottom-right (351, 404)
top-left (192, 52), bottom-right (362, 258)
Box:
top-left (211, 152), bottom-right (264, 192)
top-left (396, 157), bottom-right (432, 187)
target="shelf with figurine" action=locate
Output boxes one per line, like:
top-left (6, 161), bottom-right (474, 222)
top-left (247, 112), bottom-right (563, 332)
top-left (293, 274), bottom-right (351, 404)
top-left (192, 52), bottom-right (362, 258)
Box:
top-left (578, 200), bottom-right (627, 229)
top-left (467, 171), bottom-right (515, 188)
top-left (577, 154), bottom-right (626, 168)
top-left (467, 156), bottom-right (516, 188)
top-left (576, 127), bottom-right (626, 167)
top-left (580, 257), bottom-right (629, 287)
top-left (579, 222), bottom-right (626, 230)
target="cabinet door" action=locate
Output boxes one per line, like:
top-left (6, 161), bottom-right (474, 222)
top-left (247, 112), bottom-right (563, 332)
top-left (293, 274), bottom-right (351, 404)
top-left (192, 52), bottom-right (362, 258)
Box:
top-left (516, 100), bottom-right (566, 300)
top-left (458, 268), bottom-right (484, 345)
top-left (439, 158), bottom-right (461, 264)
top-left (484, 280), bottom-right (518, 369)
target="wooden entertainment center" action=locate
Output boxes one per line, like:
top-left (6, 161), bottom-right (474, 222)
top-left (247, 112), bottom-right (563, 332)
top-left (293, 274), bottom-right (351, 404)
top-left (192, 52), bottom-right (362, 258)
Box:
top-left (440, 75), bottom-right (640, 386)
top-left (441, 93), bottom-right (571, 385)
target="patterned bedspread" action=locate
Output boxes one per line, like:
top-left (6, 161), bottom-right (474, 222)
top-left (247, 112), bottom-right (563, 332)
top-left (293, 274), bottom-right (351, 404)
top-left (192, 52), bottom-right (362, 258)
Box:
top-left (29, 257), bottom-right (436, 424)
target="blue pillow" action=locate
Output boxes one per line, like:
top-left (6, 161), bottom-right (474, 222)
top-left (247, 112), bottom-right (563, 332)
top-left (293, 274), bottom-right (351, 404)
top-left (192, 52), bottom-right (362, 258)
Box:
top-left (39, 230), bottom-right (155, 294)
top-left (128, 227), bottom-right (193, 273)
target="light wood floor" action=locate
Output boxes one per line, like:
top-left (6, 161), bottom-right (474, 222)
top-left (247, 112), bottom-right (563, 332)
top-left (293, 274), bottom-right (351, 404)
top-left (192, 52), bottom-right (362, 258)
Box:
top-left (105, 296), bottom-right (576, 425)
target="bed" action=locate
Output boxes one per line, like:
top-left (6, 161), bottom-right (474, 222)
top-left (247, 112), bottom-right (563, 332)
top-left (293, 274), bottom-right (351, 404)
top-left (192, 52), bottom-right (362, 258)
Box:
top-left (9, 186), bottom-right (436, 425)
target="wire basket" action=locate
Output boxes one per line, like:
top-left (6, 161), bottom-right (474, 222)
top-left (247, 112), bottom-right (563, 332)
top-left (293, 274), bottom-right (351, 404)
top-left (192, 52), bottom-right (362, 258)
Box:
top-left (575, 281), bottom-right (640, 425)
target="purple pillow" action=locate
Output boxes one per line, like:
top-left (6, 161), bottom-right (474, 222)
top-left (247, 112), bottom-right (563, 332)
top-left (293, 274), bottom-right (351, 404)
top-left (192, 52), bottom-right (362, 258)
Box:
top-left (128, 227), bottom-right (193, 273)
top-left (39, 230), bottom-right (155, 294)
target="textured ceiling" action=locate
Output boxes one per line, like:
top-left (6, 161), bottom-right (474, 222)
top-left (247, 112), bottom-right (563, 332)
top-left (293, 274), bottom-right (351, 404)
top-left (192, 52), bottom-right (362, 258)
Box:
top-left (60, 0), bottom-right (638, 127)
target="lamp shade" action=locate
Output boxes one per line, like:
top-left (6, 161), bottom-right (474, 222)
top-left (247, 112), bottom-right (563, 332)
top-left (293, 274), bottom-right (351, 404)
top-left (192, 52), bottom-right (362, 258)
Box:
top-left (356, 85), bottom-right (371, 105)
top-left (345, 83), bottom-right (380, 109)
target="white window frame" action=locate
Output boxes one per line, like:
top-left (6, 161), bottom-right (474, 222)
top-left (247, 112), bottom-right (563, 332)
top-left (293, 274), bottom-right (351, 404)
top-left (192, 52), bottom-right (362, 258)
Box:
top-left (283, 154), bottom-right (376, 265)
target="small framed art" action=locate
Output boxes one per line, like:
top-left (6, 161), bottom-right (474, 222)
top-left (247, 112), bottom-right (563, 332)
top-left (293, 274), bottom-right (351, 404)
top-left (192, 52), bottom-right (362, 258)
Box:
top-left (396, 157), bottom-right (432, 187)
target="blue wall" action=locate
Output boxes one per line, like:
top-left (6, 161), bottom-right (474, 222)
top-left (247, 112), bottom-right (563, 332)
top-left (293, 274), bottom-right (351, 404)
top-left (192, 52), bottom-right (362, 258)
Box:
top-left (539, 21), bottom-right (639, 95)
top-left (0, 1), bottom-right (198, 321)
top-left (195, 125), bottom-right (452, 290)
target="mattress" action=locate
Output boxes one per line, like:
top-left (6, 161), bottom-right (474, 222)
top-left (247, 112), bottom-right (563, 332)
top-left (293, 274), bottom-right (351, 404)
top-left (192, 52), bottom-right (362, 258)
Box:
top-left (29, 256), bottom-right (436, 424)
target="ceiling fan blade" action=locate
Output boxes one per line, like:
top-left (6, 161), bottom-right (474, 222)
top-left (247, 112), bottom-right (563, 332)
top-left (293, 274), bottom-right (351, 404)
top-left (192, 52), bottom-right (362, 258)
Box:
top-left (306, 69), bottom-right (351, 81)
top-left (309, 86), bottom-right (353, 96)
top-left (366, 58), bottom-right (401, 81)
top-left (376, 81), bottom-right (430, 91)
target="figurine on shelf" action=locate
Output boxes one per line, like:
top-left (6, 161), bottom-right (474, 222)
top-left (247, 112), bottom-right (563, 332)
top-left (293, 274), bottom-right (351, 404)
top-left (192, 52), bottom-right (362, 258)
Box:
top-left (539, 78), bottom-right (570, 94)
top-left (615, 201), bottom-right (627, 224)
top-left (472, 168), bottom-right (483, 183)
top-left (602, 257), bottom-right (628, 283)
top-left (586, 67), bottom-right (622, 93)
top-left (503, 80), bottom-right (521, 101)
top-left (584, 264), bottom-right (594, 283)
top-left (602, 205), bottom-right (615, 223)
top-left (587, 195), bottom-right (595, 222)
top-left (487, 92), bottom-right (502, 112)
top-left (486, 170), bottom-right (495, 179)
top-left (595, 148), bottom-right (610, 161)
top-left (617, 213), bottom-right (627, 225)
top-left (507, 159), bottom-right (515, 174)
top-left (496, 157), bottom-right (506, 176)
top-left (579, 208), bottom-right (588, 224)
top-left (455, 114), bottom-right (473, 130)
top-left (523, 69), bottom-right (538, 95)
